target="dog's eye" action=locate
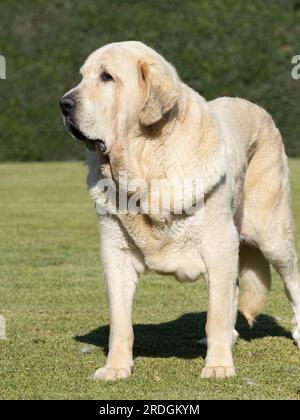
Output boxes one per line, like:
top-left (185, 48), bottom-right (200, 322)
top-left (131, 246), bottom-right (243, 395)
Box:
top-left (100, 71), bottom-right (114, 82)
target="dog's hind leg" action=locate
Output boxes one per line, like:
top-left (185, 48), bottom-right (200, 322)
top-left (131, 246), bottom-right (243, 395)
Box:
top-left (259, 227), bottom-right (300, 349)
top-left (241, 114), bottom-right (300, 348)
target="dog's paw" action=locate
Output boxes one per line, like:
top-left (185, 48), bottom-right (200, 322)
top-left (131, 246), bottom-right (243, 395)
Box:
top-left (292, 327), bottom-right (300, 349)
top-left (201, 365), bottom-right (235, 379)
top-left (92, 366), bottom-right (132, 381)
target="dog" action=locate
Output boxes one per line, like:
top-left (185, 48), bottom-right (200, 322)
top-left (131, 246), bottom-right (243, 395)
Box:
top-left (60, 41), bottom-right (300, 380)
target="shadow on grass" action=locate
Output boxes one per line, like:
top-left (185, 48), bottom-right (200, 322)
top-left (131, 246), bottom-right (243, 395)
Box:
top-left (74, 312), bottom-right (291, 360)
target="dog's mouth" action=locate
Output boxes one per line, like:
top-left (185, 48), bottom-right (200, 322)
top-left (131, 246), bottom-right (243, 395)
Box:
top-left (64, 119), bottom-right (107, 154)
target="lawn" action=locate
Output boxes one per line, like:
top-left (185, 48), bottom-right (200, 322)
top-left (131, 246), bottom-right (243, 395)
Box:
top-left (0, 161), bottom-right (299, 400)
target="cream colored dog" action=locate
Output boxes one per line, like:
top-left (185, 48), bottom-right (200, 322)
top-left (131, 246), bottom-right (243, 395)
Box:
top-left (60, 41), bottom-right (300, 380)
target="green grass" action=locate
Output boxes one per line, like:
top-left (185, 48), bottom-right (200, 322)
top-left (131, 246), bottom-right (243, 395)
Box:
top-left (0, 160), bottom-right (300, 400)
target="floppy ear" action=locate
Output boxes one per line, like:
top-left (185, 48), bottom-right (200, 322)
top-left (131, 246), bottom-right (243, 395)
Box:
top-left (139, 60), bottom-right (180, 126)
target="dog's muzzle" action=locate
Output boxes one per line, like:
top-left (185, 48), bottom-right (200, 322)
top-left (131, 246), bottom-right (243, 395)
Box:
top-left (60, 96), bottom-right (107, 154)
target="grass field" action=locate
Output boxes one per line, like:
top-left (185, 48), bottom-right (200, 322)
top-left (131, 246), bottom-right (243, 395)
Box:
top-left (0, 161), bottom-right (300, 400)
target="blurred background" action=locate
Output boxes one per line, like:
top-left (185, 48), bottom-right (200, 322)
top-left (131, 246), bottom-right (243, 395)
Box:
top-left (0, 0), bottom-right (299, 161)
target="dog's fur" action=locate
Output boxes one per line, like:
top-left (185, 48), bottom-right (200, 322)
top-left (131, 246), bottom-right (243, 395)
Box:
top-left (62, 41), bottom-right (300, 380)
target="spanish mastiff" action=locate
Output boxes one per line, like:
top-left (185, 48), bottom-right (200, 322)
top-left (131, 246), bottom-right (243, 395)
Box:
top-left (60, 41), bottom-right (300, 380)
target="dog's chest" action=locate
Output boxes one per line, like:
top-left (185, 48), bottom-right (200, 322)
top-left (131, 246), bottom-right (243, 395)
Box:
top-left (134, 214), bottom-right (206, 282)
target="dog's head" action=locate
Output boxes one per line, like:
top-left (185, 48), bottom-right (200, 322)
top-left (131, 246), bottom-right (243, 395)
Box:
top-left (60, 41), bottom-right (181, 155)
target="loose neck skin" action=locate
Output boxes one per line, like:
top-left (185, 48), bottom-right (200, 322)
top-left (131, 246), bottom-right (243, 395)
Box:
top-left (128, 83), bottom-right (223, 197)
top-left (108, 82), bottom-right (205, 185)
top-left (96, 84), bottom-right (226, 255)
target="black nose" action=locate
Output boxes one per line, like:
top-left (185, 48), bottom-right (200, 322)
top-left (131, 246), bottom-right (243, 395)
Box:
top-left (60, 96), bottom-right (76, 117)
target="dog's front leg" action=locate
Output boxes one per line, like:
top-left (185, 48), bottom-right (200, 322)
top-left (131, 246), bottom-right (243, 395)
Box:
top-left (201, 221), bottom-right (239, 379)
top-left (93, 216), bottom-right (142, 381)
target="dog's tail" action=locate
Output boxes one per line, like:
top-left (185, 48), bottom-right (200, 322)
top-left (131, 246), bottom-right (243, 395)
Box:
top-left (239, 244), bottom-right (272, 326)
